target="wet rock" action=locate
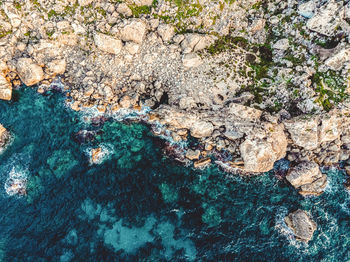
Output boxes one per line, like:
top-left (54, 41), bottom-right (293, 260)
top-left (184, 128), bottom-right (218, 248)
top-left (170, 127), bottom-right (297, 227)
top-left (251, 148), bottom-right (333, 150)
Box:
top-left (90, 147), bottom-right (103, 164)
top-left (286, 161), bottom-right (327, 196)
top-left (0, 124), bottom-right (9, 149)
top-left (284, 116), bottom-right (318, 150)
top-left (0, 73), bottom-right (12, 101)
top-left (194, 158), bottom-right (211, 168)
top-left (16, 58), bottom-right (44, 86)
top-left (94, 33), bottom-right (123, 55)
top-left (285, 209), bottom-right (317, 243)
top-left (186, 149), bottom-right (200, 160)
top-left (120, 19), bottom-right (147, 44)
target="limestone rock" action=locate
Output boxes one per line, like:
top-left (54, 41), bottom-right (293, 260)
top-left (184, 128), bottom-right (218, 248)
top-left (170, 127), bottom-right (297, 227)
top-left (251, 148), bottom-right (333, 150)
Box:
top-left (120, 20), bottom-right (147, 44)
top-left (157, 24), bottom-right (175, 42)
top-left (285, 209), bottom-right (317, 243)
top-left (46, 59), bottom-right (66, 75)
top-left (240, 124), bottom-right (287, 173)
top-left (272, 38), bottom-right (289, 50)
top-left (194, 158), bottom-right (211, 168)
top-left (78, 0), bottom-right (93, 7)
top-left (284, 116), bottom-right (318, 150)
top-left (325, 48), bottom-right (350, 71)
top-left (182, 53), bottom-right (202, 68)
top-left (306, 0), bottom-right (343, 36)
top-left (228, 103), bottom-right (262, 121)
top-left (0, 124), bottom-right (9, 149)
top-left (319, 113), bottom-right (341, 144)
top-left (94, 33), bottom-right (123, 55)
top-left (298, 1), bottom-right (316, 19)
top-left (186, 149), bottom-right (200, 160)
top-left (286, 161), bottom-right (327, 196)
top-left (117, 3), bottom-right (132, 17)
top-left (16, 58), bottom-right (44, 86)
top-left (0, 73), bottom-right (12, 101)
top-left (181, 34), bottom-right (215, 53)
top-left (190, 121), bottom-right (213, 138)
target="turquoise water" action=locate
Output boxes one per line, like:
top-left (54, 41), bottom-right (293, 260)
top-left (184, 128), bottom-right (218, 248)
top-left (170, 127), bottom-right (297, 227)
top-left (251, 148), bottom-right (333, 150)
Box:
top-left (0, 86), bottom-right (349, 261)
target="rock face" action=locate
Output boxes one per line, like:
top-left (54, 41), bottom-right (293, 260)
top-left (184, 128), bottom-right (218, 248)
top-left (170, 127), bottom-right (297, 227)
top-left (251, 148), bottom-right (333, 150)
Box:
top-left (285, 209), bottom-right (317, 243)
top-left (16, 58), bottom-right (44, 86)
top-left (286, 161), bottom-right (327, 196)
top-left (0, 73), bottom-right (12, 101)
top-left (0, 124), bottom-right (9, 150)
top-left (94, 33), bottom-right (123, 55)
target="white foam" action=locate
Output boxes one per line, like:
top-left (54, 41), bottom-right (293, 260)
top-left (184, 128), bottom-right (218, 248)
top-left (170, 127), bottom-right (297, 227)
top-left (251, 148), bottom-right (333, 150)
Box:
top-left (4, 167), bottom-right (28, 197)
top-left (84, 143), bottom-right (114, 165)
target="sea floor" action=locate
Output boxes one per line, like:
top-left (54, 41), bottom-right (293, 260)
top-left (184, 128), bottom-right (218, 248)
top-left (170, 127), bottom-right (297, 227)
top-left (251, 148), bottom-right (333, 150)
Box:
top-left (0, 86), bottom-right (349, 261)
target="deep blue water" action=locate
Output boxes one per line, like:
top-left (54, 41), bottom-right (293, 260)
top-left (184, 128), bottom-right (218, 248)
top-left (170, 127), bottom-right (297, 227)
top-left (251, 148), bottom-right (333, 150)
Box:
top-left (0, 86), bottom-right (349, 261)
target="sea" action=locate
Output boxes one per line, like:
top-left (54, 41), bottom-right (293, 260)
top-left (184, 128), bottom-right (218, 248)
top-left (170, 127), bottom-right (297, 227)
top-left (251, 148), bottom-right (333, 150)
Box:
top-left (0, 85), bottom-right (349, 261)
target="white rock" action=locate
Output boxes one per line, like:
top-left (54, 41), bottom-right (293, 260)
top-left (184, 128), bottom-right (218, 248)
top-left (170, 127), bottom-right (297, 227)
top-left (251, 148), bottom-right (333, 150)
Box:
top-left (78, 0), bottom-right (93, 7)
top-left (120, 20), bottom-right (147, 44)
top-left (298, 1), bottom-right (316, 19)
top-left (117, 3), bottom-right (132, 17)
top-left (272, 38), bottom-right (289, 50)
top-left (157, 24), bottom-right (175, 42)
top-left (125, 42), bottom-right (140, 55)
top-left (182, 53), bottom-right (202, 68)
top-left (94, 33), bottom-right (123, 55)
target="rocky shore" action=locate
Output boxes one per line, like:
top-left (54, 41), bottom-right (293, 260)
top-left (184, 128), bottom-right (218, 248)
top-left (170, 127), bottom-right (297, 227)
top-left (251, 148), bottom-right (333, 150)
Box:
top-left (0, 0), bottom-right (350, 243)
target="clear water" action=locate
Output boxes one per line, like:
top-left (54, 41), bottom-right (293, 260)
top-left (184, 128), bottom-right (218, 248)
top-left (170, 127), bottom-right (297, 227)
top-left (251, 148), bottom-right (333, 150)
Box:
top-left (0, 87), bottom-right (349, 261)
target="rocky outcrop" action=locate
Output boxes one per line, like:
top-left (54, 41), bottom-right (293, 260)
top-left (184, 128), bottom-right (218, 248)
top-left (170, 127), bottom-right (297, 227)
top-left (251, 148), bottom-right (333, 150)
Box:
top-left (16, 58), bottom-right (44, 86)
top-left (120, 19), bottom-right (147, 44)
top-left (0, 73), bottom-right (11, 101)
top-left (286, 161), bottom-right (327, 196)
top-left (285, 209), bottom-right (317, 243)
top-left (0, 124), bottom-right (9, 150)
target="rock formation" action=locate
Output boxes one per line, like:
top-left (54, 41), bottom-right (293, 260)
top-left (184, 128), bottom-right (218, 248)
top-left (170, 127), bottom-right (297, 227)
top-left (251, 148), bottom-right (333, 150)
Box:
top-left (286, 161), bottom-right (327, 196)
top-left (285, 209), bottom-right (317, 243)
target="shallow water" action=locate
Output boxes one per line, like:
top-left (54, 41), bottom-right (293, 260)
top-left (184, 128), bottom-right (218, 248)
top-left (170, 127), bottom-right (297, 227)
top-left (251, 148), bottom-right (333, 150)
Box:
top-left (0, 87), bottom-right (349, 261)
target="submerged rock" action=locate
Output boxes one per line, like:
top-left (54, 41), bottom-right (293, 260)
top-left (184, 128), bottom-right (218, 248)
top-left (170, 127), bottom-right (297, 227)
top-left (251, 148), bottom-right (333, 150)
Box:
top-left (286, 161), bottom-right (327, 196)
top-left (285, 209), bottom-right (317, 243)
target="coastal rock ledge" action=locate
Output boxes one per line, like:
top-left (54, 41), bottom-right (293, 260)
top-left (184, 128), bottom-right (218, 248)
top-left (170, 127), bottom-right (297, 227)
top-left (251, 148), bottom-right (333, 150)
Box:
top-left (285, 209), bottom-right (317, 243)
top-left (286, 161), bottom-right (327, 196)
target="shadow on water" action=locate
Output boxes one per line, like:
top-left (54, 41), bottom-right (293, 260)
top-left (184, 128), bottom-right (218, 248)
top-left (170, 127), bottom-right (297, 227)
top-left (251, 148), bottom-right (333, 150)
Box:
top-left (0, 87), bottom-right (349, 261)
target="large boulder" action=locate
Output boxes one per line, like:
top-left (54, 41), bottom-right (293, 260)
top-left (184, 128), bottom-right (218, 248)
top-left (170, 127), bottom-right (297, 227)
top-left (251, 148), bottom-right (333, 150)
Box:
top-left (16, 58), bottom-right (44, 86)
top-left (325, 48), bottom-right (350, 71)
top-left (240, 124), bottom-right (287, 173)
top-left (120, 19), bottom-right (147, 44)
top-left (286, 161), bottom-right (327, 196)
top-left (285, 209), bottom-right (317, 243)
top-left (284, 116), bottom-right (319, 150)
top-left (190, 120), bottom-right (213, 138)
top-left (0, 124), bottom-right (9, 150)
top-left (94, 33), bottom-right (123, 55)
top-left (0, 73), bottom-right (12, 100)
